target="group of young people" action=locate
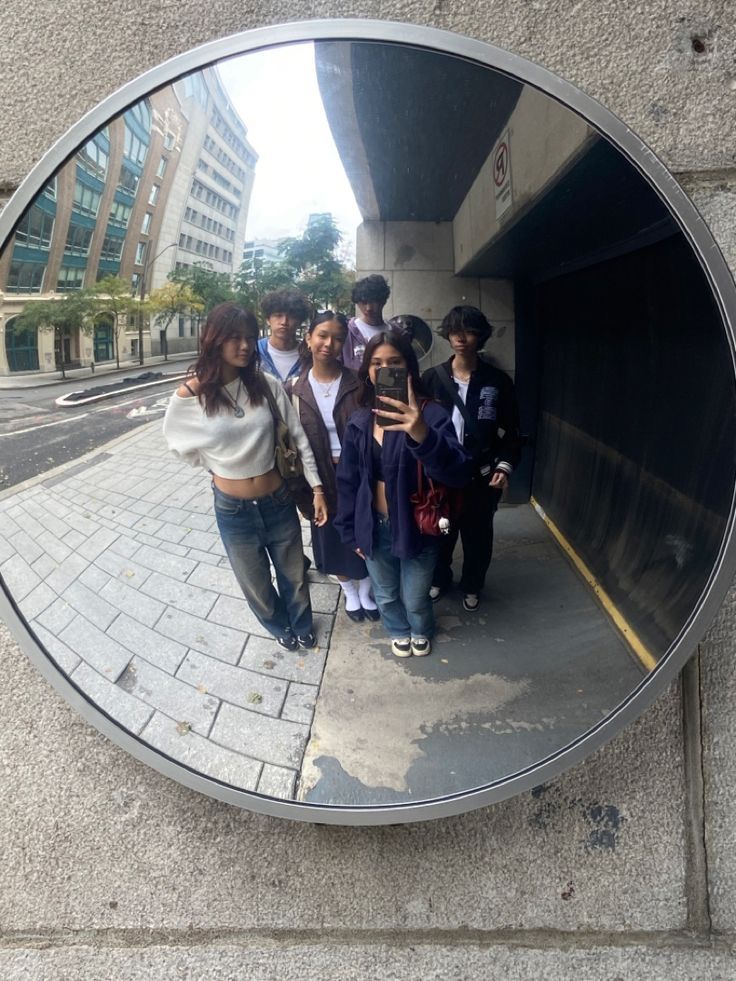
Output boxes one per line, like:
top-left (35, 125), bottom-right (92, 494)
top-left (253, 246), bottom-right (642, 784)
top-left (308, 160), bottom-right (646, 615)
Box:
top-left (162, 275), bottom-right (521, 659)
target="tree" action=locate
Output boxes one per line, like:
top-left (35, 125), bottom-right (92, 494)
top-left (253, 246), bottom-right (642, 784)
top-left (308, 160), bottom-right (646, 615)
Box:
top-left (148, 281), bottom-right (205, 354)
top-left (168, 263), bottom-right (236, 313)
top-left (278, 214), bottom-right (354, 311)
top-left (14, 292), bottom-right (93, 379)
top-left (87, 275), bottom-right (141, 369)
top-left (233, 256), bottom-right (293, 314)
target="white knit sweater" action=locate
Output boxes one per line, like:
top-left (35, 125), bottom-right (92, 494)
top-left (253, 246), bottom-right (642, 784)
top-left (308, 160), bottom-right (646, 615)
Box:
top-left (162, 373), bottom-right (321, 486)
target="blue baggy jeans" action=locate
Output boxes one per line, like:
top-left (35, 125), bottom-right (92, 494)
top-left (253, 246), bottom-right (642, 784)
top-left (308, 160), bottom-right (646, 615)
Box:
top-left (364, 513), bottom-right (438, 639)
top-left (213, 482), bottom-right (313, 639)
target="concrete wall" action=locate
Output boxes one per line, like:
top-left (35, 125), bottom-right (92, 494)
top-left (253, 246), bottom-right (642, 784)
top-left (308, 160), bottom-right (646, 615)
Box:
top-left (453, 85), bottom-right (595, 273)
top-left (356, 220), bottom-right (516, 371)
top-left (1, 2), bottom-right (736, 977)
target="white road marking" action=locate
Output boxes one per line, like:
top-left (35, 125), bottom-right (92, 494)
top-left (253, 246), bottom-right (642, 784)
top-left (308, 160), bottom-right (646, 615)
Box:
top-left (0, 414), bottom-right (89, 437)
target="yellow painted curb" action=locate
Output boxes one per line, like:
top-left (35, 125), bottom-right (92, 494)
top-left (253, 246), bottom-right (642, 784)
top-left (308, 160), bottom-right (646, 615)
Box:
top-left (530, 496), bottom-right (657, 673)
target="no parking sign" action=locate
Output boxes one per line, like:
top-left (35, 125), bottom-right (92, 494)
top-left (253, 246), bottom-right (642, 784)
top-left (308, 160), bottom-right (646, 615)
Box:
top-left (493, 129), bottom-right (513, 219)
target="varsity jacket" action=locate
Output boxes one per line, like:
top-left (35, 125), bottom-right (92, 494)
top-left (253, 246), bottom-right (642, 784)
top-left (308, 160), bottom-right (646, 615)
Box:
top-left (421, 357), bottom-right (522, 475)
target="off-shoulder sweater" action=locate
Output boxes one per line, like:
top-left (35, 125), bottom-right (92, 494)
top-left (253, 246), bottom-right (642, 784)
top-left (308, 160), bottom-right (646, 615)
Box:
top-left (162, 372), bottom-right (321, 487)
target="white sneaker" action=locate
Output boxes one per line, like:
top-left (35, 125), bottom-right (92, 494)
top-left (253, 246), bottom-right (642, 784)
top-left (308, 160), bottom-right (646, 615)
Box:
top-left (391, 637), bottom-right (412, 658)
top-left (463, 593), bottom-right (480, 612)
top-left (429, 585), bottom-right (442, 602)
top-left (411, 636), bottom-right (431, 656)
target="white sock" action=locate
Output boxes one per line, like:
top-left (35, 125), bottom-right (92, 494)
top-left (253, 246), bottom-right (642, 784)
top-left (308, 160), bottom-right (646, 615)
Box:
top-left (339, 579), bottom-right (361, 612)
top-left (357, 577), bottom-right (377, 610)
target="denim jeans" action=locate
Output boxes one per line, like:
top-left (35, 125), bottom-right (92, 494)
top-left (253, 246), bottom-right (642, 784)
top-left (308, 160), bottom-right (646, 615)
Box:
top-left (364, 514), bottom-right (438, 639)
top-left (213, 483), bottom-right (313, 639)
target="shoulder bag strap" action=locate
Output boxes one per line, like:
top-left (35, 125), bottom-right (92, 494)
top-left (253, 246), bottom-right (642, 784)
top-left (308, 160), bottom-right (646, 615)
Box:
top-left (435, 363), bottom-right (477, 438)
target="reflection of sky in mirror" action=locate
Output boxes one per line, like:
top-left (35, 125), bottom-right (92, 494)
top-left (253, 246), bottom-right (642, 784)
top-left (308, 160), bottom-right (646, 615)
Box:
top-left (217, 43), bottom-right (361, 256)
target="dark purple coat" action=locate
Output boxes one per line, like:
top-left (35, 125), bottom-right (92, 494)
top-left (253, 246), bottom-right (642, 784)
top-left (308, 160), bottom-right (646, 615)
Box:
top-left (335, 401), bottom-right (474, 560)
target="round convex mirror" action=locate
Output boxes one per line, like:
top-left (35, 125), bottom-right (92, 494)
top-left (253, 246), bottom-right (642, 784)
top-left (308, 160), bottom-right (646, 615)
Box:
top-left (0, 21), bottom-right (734, 824)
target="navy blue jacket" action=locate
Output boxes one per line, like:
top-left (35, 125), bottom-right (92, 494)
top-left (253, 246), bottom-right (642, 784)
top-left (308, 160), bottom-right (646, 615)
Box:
top-left (335, 402), bottom-right (473, 560)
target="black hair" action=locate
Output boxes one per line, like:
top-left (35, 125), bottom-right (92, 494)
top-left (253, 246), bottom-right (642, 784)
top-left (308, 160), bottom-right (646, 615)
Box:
top-left (297, 310), bottom-right (349, 368)
top-left (351, 274), bottom-right (391, 306)
top-left (260, 288), bottom-right (312, 324)
top-left (437, 305), bottom-right (493, 347)
top-left (357, 329), bottom-right (429, 407)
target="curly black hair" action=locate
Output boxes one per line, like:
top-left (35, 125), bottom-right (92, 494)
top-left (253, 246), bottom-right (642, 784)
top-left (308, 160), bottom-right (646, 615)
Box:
top-left (351, 274), bottom-right (391, 306)
top-left (260, 289), bottom-right (313, 324)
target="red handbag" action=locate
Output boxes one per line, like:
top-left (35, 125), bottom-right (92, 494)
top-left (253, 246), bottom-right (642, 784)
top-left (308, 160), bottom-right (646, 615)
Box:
top-left (410, 459), bottom-right (452, 536)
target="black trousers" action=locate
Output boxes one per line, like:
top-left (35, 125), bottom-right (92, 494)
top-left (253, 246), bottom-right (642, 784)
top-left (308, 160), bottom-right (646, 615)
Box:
top-left (432, 477), bottom-right (502, 594)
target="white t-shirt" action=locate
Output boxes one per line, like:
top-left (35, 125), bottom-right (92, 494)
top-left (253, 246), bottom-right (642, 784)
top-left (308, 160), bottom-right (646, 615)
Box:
top-left (451, 376), bottom-right (470, 444)
top-left (307, 370), bottom-right (341, 457)
top-left (267, 342), bottom-right (300, 381)
top-left (355, 318), bottom-right (385, 343)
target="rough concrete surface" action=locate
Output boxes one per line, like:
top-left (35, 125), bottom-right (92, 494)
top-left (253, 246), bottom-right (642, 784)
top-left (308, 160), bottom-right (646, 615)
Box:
top-left (699, 584), bottom-right (736, 933)
top-left (2, 1), bottom-right (736, 977)
top-left (1, 2), bottom-right (736, 187)
top-left (1, 942), bottom-right (736, 981)
top-left (0, 621), bottom-right (687, 934)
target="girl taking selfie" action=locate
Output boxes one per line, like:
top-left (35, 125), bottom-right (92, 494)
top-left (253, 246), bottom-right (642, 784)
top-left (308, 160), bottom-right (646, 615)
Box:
top-left (163, 302), bottom-right (327, 652)
top-left (335, 329), bottom-right (472, 658)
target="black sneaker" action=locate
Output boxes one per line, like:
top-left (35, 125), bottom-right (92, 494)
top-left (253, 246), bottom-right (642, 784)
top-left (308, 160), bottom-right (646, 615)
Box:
top-left (276, 633), bottom-right (298, 651)
top-left (297, 631), bottom-right (317, 649)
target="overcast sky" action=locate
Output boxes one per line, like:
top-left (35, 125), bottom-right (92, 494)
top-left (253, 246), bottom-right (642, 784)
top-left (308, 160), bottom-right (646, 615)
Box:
top-left (216, 43), bottom-right (362, 257)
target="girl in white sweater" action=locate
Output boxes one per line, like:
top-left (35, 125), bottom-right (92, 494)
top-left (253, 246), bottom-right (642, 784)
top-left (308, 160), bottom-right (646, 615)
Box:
top-left (163, 303), bottom-right (327, 651)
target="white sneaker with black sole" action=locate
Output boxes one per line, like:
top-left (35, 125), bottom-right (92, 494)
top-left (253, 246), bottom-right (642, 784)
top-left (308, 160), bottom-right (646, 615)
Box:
top-left (391, 637), bottom-right (412, 658)
top-left (463, 594), bottom-right (480, 612)
top-left (411, 636), bottom-right (431, 656)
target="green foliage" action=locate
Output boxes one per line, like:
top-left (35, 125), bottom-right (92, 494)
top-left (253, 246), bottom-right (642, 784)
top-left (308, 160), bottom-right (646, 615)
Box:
top-left (168, 263), bottom-right (236, 313)
top-left (234, 214), bottom-right (355, 317)
top-left (148, 281), bottom-right (205, 330)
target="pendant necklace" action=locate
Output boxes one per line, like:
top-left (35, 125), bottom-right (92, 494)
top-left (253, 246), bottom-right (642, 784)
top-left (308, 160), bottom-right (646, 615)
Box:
top-left (310, 368), bottom-right (340, 398)
top-left (224, 378), bottom-right (245, 417)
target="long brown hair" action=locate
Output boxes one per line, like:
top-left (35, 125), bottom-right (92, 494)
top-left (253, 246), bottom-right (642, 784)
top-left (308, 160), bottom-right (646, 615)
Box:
top-left (190, 303), bottom-right (265, 416)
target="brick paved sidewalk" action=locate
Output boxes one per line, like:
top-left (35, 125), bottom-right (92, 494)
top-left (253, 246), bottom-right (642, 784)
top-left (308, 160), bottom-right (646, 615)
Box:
top-left (0, 423), bottom-right (339, 800)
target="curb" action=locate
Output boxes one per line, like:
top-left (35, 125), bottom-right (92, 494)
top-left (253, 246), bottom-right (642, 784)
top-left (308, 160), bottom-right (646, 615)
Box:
top-left (54, 373), bottom-right (187, 407)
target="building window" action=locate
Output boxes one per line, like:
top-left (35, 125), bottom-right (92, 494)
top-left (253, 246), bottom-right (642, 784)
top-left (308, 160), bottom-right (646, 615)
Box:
top-left (156, 156), bottom-right (168, 178)
top-left (178, 315), bottom-right (185, 338)
top-left (123, 126), bottom-right (147, 166)
top-left (6, 260), bottom-right (46, 293)
top-left (57, 266), bottom-right (85, 291)
top-left (135, 242), bottom-right (146, 265)
top-left (64, 223), bottom-right (93, 256)
top-left (148, 184), bottom-right (159, 205)
top-left (118, 164), bottom-right (139, 197)
top-left (14, 205), bottom-right (55, 249)
top-left (131, 273), bottom-right (141, 294)
top-left (141, 212), bottom-right (152, 235)
top-left (100, 235), bottom-right (124, 261)
top-left (163, 131), bottom-right (175, 150)
top-left (109, 200), bottom-right (132, 228)
top-left (78, 138), bottom-right (108, 179)
top-left (73, 181), bottom-right (101, 218)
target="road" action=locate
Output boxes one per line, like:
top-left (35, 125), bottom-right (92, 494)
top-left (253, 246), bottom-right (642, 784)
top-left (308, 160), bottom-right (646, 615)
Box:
top-left (0, 368), bottom-right (185, 489)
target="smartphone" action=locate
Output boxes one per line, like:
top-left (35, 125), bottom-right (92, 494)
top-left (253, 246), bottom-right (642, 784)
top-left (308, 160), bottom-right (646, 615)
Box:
top-left (375, 366), bottom-right (408, 427)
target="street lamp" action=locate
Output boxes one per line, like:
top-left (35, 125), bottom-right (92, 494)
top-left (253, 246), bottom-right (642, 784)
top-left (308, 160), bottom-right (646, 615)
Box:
top-left (137, 240), bottom-right (178, 364)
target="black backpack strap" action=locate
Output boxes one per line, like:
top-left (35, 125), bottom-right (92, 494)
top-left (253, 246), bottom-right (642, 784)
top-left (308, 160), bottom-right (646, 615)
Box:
top-left (436, 363), bottom-right (477, 438)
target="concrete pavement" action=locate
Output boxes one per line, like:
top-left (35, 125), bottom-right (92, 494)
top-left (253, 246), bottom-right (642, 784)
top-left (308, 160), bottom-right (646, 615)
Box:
top-left (0, 416), bottom-right (647, 805)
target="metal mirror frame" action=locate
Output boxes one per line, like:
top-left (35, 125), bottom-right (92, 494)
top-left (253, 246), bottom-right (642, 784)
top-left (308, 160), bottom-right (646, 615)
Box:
top-left (1, 18), bottom-right (735, 825)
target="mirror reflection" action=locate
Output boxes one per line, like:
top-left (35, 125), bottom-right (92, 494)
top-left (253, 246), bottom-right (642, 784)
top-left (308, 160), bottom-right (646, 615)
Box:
top-left (0, 40), bottom-right (734, 808)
